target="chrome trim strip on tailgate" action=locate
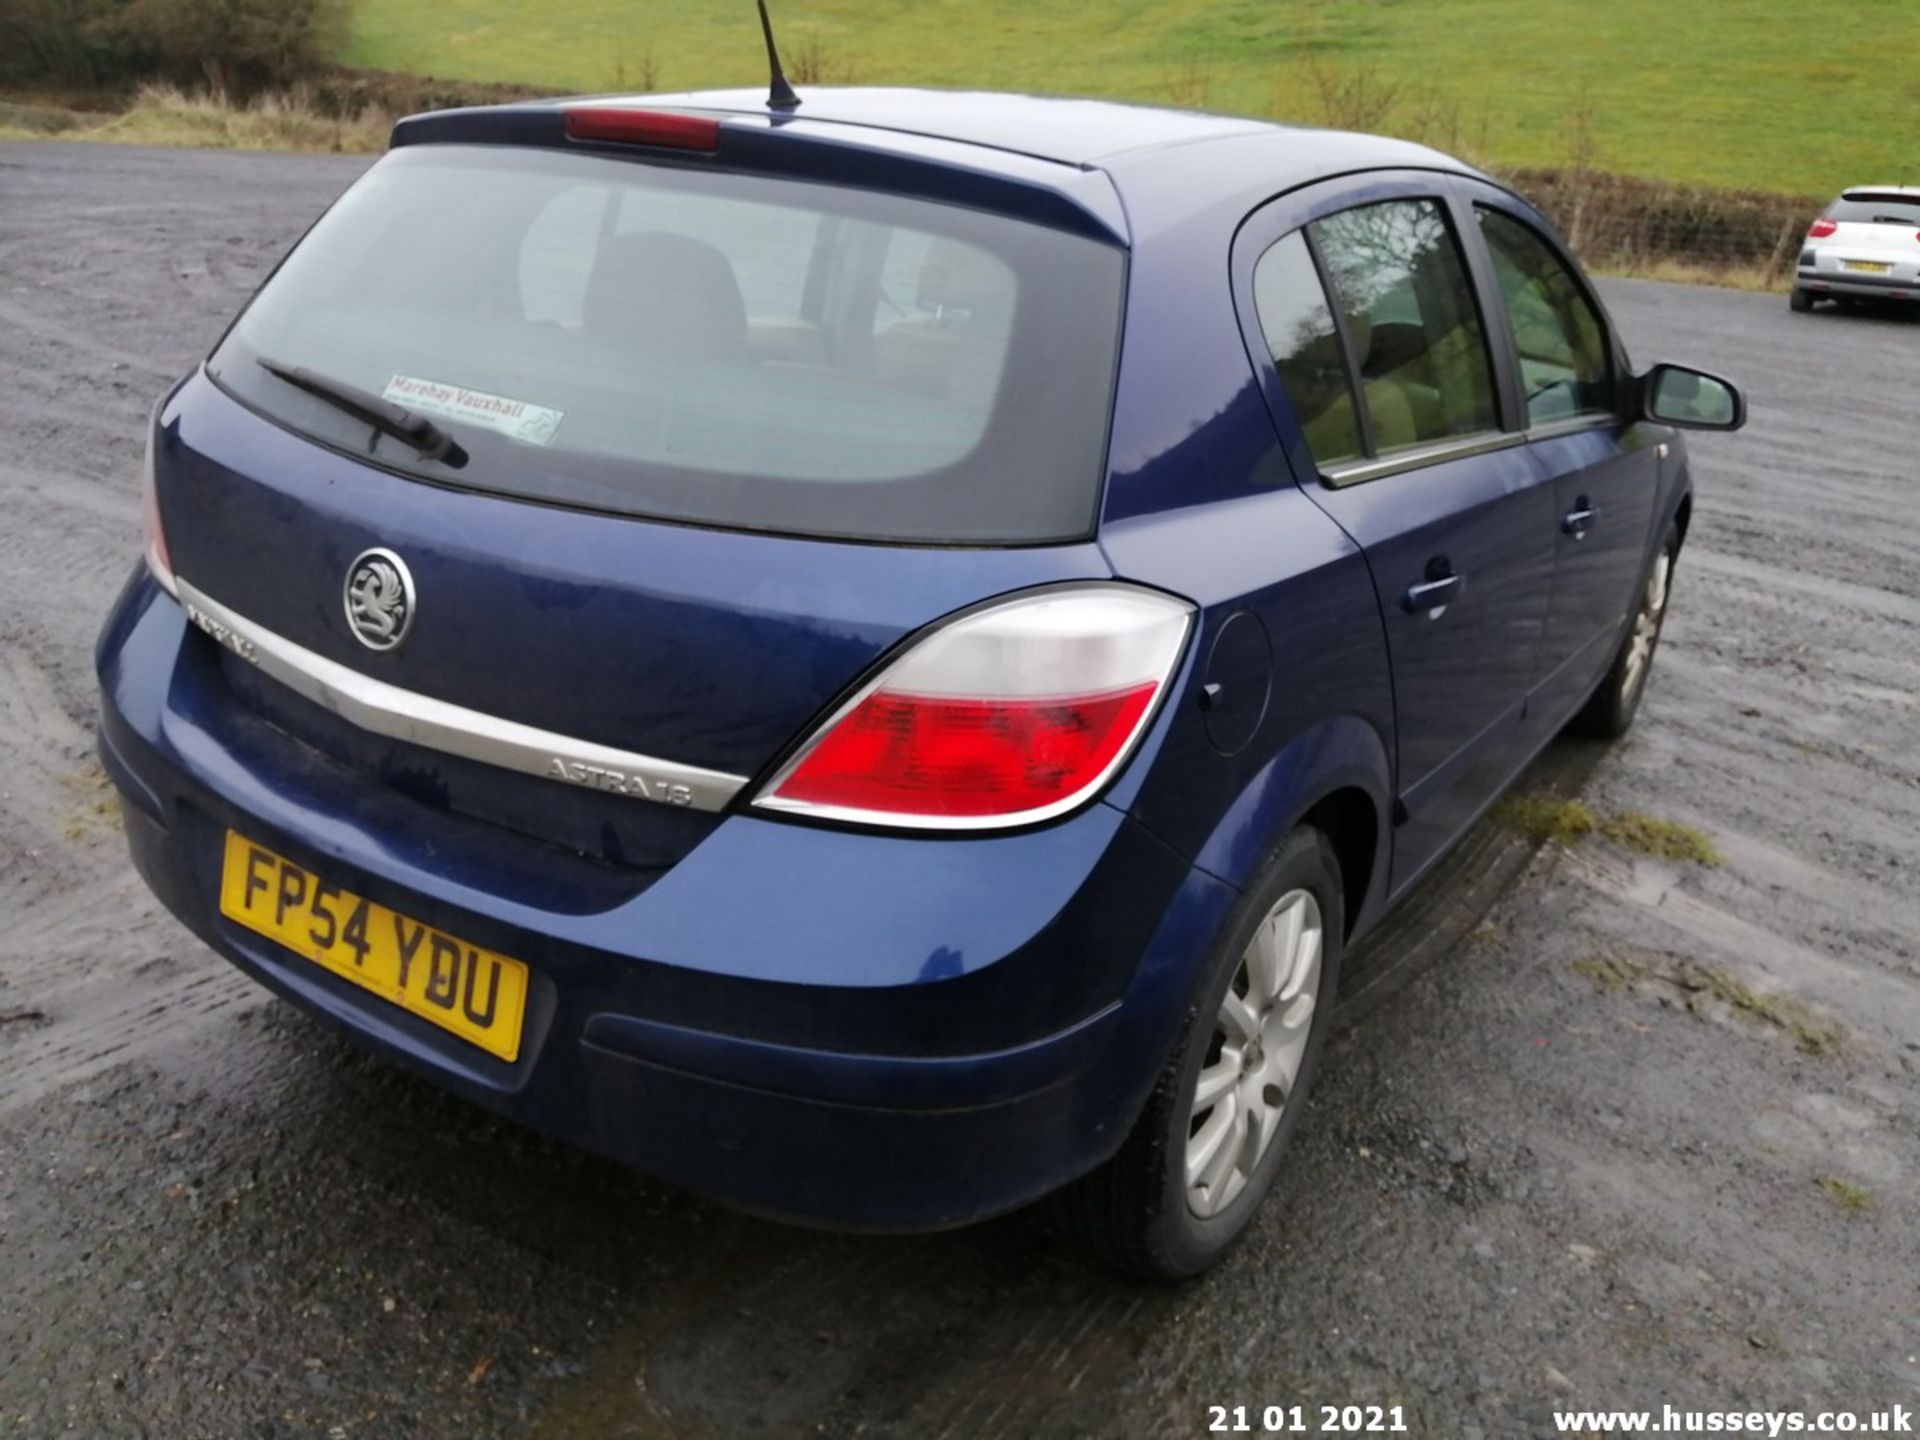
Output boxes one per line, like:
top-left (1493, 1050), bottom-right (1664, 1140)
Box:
top-left (174, 577), bottom-right (748, 813)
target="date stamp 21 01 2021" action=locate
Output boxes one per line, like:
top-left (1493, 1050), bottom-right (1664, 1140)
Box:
top-left (1207, 1405), bottom-right (1410, 1435)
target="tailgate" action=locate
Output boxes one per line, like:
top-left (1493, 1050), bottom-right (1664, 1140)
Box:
top-left (156, 373), bottom-right (1111, 869)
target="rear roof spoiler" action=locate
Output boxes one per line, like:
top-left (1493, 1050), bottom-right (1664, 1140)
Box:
top-left (389, 104), bottom-right (1130, 246)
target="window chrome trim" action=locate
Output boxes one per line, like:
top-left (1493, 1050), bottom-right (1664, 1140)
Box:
top-left (1523, 413), bottom-right (1622, 444)
top-left (1318, 430), bottom-right (1524, 488)
top-left (173, 577), bottom-right (748, 813)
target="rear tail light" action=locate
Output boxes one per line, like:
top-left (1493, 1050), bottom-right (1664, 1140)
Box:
top-left (1807, 219), bottom-right (1838, 238)
top-left (754, 585), bottom-right (1194, 829)
top-left (141, 405), bottom-right (176, 597)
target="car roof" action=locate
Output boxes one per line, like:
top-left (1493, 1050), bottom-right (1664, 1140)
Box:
top-left (635, 87), bottom-right (1271, 165)
top-left (1840, 184), bottom-right (1920, 198)
top-left (634, 85), bottom-right (1454, 175)
top-left (400, 87), bottom-right (1478, 247)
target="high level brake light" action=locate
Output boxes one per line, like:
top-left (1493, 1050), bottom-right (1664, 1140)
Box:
top-left (754, 586), bottom-right (1194, 830)
top-left (562, 107), bottom-right (722, 152)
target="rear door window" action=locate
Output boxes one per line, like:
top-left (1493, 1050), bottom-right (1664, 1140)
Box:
top-left (208, 145), bottom-right (1126, 545)
top-left (1307, 199), bottom-right (1499, 456)
top-left (1476, 207), bottom-right (1616, 425)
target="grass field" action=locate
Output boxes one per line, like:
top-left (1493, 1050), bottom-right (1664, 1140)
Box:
top-left (341, 0), bottom-right (1919, 197)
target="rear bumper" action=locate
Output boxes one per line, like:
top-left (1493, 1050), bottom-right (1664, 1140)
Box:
top-left (1797, 267), bottom-right (1919, 300)
top-left (98, 570), bottom-right (1235, 1228)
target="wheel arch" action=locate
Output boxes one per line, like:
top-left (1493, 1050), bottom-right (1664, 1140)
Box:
top-left (1296, 786), bottom-right (1378, 940)
top-left (1189, 714), bottom-right (1393, 941)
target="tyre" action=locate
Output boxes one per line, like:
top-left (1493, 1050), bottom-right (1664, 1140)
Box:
top-left (1572, 521), bottom-right (1679, 739)
top-left (1789, 287), bottom-right (1814, 313)
top-left (1047, 826), bottom-right (1345, 1279)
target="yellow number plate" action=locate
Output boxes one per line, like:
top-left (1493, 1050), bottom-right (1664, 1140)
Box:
top-left (1845, 260), bottom-right (1893, 274)
top-left (219, 831), bottom-right (530, 1062)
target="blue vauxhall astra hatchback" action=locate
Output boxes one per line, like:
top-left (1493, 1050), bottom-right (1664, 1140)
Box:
top-left (96, 84), bottom-right (1745, 1277)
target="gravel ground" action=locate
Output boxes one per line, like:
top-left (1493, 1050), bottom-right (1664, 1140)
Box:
top-left (1, 142), bottom-right (1916, 1439)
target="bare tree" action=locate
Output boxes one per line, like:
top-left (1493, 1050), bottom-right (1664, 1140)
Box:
top-left (788, 30), bottom-right (857, 86)
top-left (1161, 60), bottom-right (1213, 110)
top-left (1300, 51), bottom-right (1401, 132)
top-left (611, 43), bottom-right (659, 94)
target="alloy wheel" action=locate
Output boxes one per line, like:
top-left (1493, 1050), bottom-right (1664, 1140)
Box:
top-left (1185, 888), bottom-right (1323, 1218)
top-left (1622, 549), bottom-right (1673, 699)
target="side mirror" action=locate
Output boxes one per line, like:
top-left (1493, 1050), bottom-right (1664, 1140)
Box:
top-left (1638, 363), bottom-right (1746, 432)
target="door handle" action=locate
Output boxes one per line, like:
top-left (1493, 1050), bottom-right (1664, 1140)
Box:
top-left (1563, 498), bottom-right (1599, 539)
top-left (1402, 570), bottom-right (1463, 617)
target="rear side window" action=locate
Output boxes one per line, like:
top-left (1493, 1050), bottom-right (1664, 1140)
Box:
top-left (1308, 199), bottom-right (1499, 455)
top-left (1826, 194), bottom-right (1920, 227)
top-left (1252, 232), bottom-right (1365, 466)
top-left (208, 145), bottom-right (1126, 544)
top-left (1476, 207), bottom-right (1615, 425)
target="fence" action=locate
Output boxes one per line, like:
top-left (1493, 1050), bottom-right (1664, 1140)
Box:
top-left (1499, 167), bottom-right (1823, 284)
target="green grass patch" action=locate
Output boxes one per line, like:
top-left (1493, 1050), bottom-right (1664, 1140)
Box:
top-left (1493, 795), bottom-right (1597, 845)
top-left (338, 0), bottom-right (1916, 195)
top-left (1573, 949), bottom-right (1844, 1057)
top-left (0, 99), bottom-right (89, 134)
top-left (1814, 1176), bottom-right (1874, 1212)
top-left (1674, 962), bottom-right (1842, 1057)
top-left (1585, 257), bottom-right (1790, 295)
top-left (1601, 811), bottom-right (1723, 866)
top-left (1571, 952), bottom-right (1641, 992)
top-left (1497, 794), bottom-right (1721, 864)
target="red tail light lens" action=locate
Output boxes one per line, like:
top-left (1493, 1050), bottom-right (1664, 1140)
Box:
top-left (770, 686), bottom-right (1158, 818)
top-left (142, 406), bottom-right (176, 596)
top-left (1807, 219), bottom-right (1838, 238)
top-left (755, 586), bottom-right (1194, 829)
top-left (563, 107), bottom-right (721, 151)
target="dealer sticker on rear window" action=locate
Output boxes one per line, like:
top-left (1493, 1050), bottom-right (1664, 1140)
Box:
top-left (383, 374), bottom-right (564, 446)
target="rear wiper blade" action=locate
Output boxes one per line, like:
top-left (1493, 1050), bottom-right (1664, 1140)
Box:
top-left (258, 358), bottom-right (467, 466)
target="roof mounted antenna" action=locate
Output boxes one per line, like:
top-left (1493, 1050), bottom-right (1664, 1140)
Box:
top-left (756, 0), bottom-right (803, 111)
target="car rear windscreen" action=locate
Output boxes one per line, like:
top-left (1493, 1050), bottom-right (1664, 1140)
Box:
top-left (1828, 194), bottom-right (1920, 227)
top-left (208, 143), bottom-right (1126, 544)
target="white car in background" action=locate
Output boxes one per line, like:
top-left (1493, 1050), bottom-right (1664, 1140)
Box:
top-left (1792, 186), bottom-right (1920, 312)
